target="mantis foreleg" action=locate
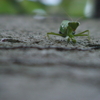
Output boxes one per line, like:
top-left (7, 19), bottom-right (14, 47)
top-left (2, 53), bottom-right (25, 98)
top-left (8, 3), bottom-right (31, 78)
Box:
top-left (47, 32), bottom-right (63, 38)
top-left (74, 30), bottom-right (90, 40)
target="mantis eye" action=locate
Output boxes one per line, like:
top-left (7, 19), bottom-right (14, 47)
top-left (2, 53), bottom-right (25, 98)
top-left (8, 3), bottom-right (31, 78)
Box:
top-left (59, 31), bottom-right (62, 34)
top-left (72, 31), bottom-right (75, 35)
top-left (76, 22), bottom-right (80, 26)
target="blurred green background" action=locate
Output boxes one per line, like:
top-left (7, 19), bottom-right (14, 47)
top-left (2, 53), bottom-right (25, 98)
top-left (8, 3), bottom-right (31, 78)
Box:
top-left (0, 0), bottom-right (87, 16)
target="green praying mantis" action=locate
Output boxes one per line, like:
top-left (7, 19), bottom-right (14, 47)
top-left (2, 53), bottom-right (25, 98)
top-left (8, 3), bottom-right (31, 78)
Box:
top-left (47, 19), bottom-right (90, 43)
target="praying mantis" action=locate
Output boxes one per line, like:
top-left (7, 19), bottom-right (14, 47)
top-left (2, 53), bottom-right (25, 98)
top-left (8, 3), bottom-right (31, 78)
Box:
top-left (47, 20), bottom-right (90, 43)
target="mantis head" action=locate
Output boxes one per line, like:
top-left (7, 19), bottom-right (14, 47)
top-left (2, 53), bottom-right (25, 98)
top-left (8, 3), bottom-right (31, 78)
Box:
top-left (68, 22), bottom-right (80, 31)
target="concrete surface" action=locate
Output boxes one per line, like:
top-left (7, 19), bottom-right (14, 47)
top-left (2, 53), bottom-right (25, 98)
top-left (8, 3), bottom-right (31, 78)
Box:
top-left (0, 15), bottom-right (100, 100)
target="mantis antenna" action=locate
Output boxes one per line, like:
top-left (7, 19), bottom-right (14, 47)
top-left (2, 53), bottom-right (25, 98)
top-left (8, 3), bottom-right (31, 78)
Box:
top-left (65, 12), bottom-right (73, 21)
top-left (61, 8), bottom-right (73, 21)
top-left (75, 11), bottom-right (93, 22)
top-left (75, 16), bottom-right (84, 22)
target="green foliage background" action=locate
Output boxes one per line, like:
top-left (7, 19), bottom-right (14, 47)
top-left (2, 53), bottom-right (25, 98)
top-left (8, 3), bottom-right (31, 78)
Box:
top-left (0, 0), bottom-right (87, 16)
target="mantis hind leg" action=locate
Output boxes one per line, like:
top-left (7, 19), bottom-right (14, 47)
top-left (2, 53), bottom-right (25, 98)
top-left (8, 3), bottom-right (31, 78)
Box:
top-left (67, 37), bottom-right (76, 44)
top-left (74, 30), bottom-right (90, 40)
top-left (47, 32), bottom-right (63, 38)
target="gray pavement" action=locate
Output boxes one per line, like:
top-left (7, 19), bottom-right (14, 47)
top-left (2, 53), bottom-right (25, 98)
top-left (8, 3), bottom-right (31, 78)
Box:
top-left (0, 16), bottom-right (100, 100)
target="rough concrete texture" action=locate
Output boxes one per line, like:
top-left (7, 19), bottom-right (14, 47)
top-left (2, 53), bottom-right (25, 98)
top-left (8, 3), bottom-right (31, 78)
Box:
top-left (0, 15), bottom-right (100, 100)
